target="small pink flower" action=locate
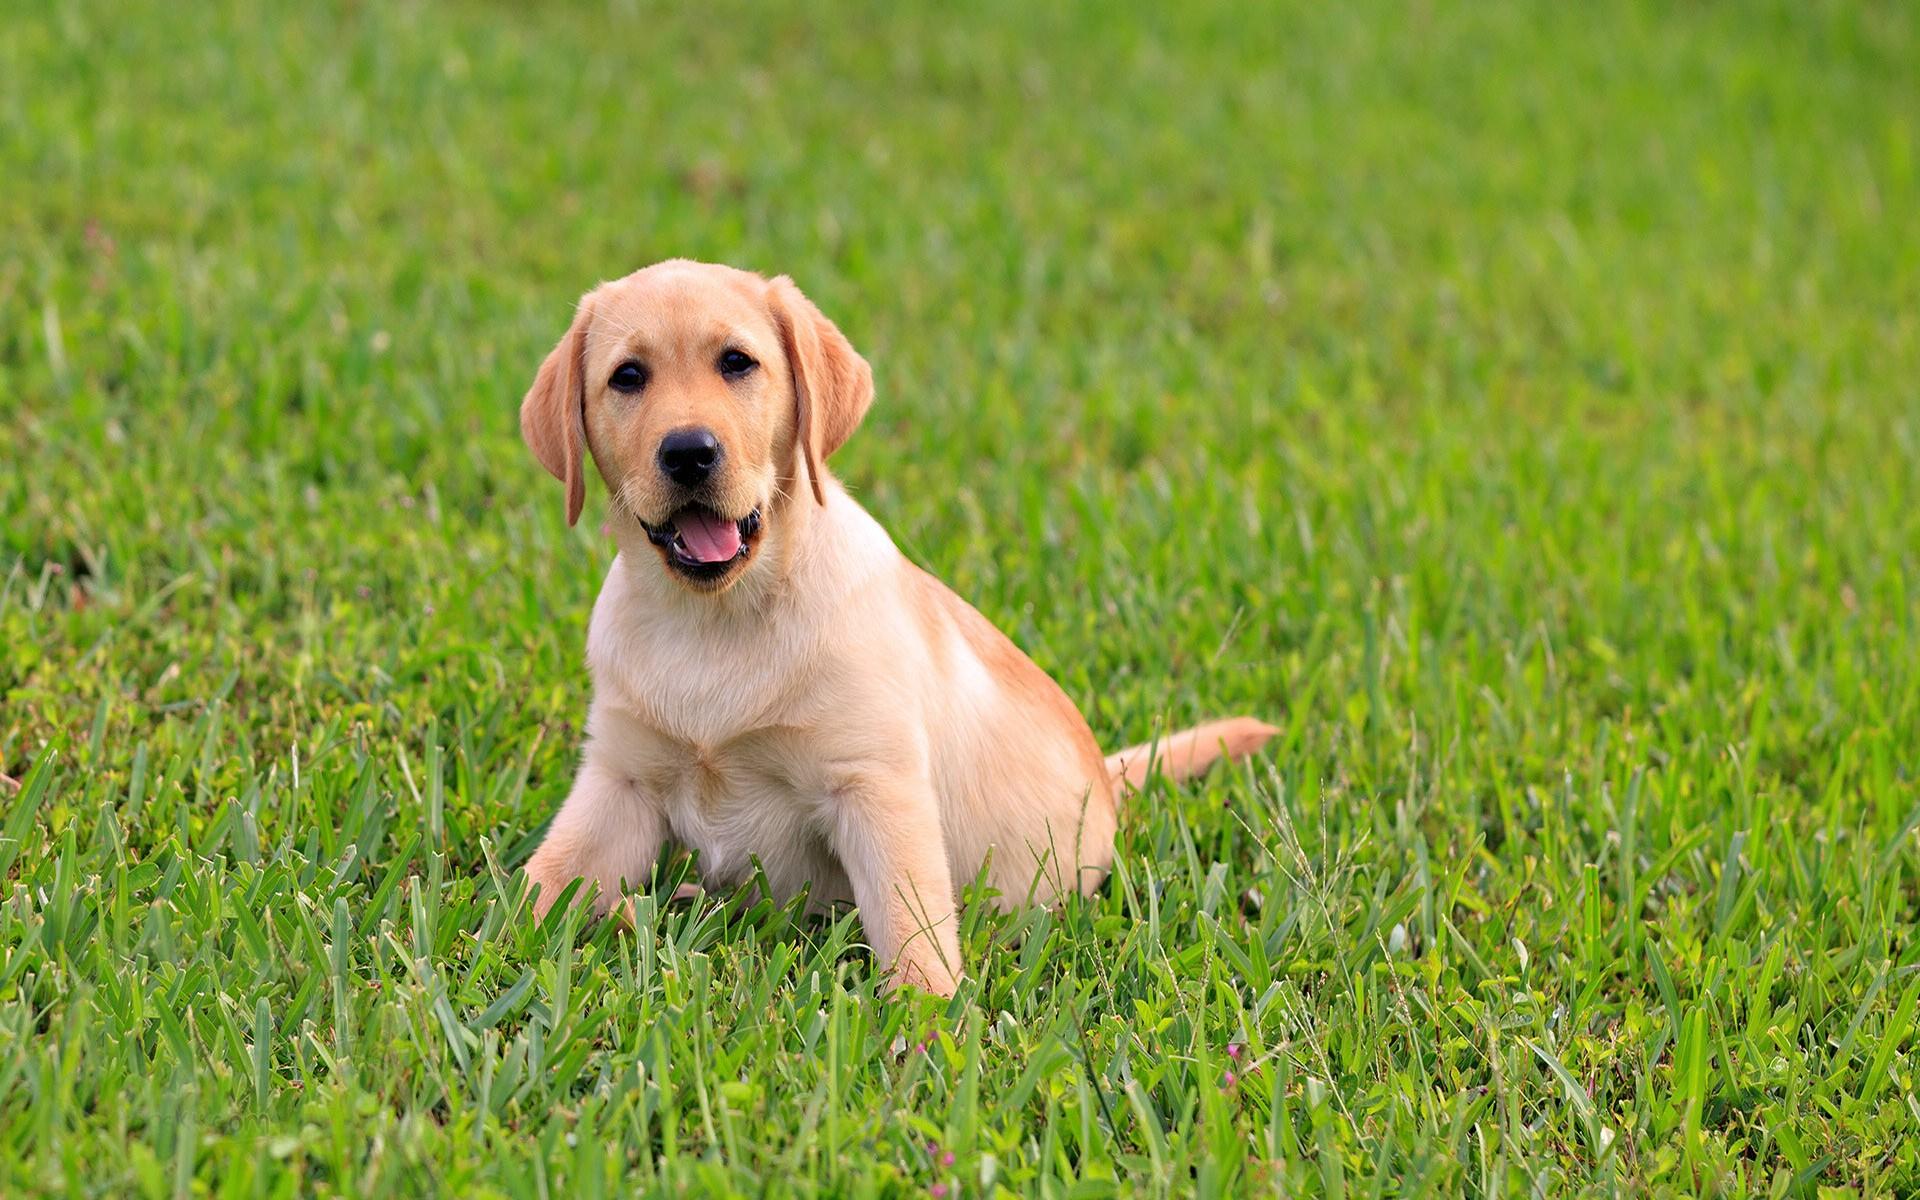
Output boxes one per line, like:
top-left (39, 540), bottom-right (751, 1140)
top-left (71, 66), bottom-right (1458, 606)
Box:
top-left (1227, 1042), bottom-right (1244, 1061)
top-left (941, 1151), bottom-right (955, 1167)
top-left (1223, 1070), bottom-right (1238, 1088)
top-left (931, 1185), bottom-right (948, 1199)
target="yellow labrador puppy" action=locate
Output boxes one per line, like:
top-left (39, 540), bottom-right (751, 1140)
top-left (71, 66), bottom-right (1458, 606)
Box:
top-left (520, 259), bottom-right (1275, 994)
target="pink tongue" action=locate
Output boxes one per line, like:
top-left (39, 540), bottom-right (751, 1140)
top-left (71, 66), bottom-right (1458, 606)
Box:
top-left (675, 508), bottom-right (742, 563)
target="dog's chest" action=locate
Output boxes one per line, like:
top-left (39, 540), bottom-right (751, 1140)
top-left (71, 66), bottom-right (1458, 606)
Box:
top-left (589, 576), bottom-right (812, 748)
top-left (600, 666), bottom-right (824, 863)
top-left (638, 728), bottom-right (839, 894)
top-left (609, 629), bottom-right (791, 741)
top-left (586, 574), bottom-right (842, 891)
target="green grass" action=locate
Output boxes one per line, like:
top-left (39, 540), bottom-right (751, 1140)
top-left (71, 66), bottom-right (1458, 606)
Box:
top-left (3, 0), bottom-right (1918, 1194)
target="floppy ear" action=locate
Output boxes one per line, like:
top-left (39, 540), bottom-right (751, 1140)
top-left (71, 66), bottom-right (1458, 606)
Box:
top-left (769, 276), bottom-right (873, 505)
top-left (520, 299), bottom-right (593, 526)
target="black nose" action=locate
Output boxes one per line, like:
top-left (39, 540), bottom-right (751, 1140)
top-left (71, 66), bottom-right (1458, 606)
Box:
top-left (657, 428), bottom-right (723, 488)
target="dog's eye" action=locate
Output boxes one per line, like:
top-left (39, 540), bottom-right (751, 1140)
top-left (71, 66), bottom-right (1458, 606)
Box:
top-left (608, 361), bottom-right (648, 393)
top-left (717, 349), bottom-right (757, 378)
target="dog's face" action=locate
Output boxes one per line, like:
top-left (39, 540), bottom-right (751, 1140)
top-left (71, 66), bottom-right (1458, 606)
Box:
top-left (520, 260), bottom-right (872, 592)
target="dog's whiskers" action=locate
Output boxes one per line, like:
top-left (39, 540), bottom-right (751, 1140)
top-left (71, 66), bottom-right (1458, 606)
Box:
top-left (583, 307), bottom-right (651, 355)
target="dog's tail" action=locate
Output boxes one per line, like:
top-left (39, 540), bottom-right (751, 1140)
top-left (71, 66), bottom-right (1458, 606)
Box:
top-left (1105, 716), bottom-right (1279, 791)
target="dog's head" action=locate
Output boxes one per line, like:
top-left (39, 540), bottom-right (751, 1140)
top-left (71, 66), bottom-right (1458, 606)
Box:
top-left (520, 259), bottom-right (872, 592)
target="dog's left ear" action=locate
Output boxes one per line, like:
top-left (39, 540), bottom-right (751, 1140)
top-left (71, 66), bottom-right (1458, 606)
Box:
top-left (769, 276), bottom-right (873, 505)
top-left (520, 298), bottom-right (594, 526)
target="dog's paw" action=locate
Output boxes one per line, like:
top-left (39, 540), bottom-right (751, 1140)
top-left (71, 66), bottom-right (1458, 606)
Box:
top-left (885, 953), bottom-right (962, 999)
top-left (523, 865), bottom-right (606, 924)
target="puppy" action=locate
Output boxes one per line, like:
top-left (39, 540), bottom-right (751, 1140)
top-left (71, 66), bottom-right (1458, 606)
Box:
top-left (519, 259), bottom-right (1275, 995)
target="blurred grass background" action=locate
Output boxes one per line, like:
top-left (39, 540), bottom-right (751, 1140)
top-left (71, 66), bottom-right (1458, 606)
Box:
top-left (2, 0), bottom-right (1918, 1195)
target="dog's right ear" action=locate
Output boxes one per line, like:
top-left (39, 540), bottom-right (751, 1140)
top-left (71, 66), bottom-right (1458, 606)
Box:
top-left (520, 299), bottom-right (593, 527)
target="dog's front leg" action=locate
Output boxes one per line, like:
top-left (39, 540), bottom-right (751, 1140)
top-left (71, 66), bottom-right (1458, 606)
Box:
top-left (833, 781), bottom-right (962, 996)
top-left (523, 756), bottom-right (664, 921)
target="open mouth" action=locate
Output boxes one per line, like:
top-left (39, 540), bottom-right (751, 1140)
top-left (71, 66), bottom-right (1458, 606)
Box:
top-left (640, 504), bottom-right (762, 581)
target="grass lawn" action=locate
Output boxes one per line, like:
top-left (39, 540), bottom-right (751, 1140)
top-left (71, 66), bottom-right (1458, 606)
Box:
top-left (4, 0), bottom-right (1918, 1194)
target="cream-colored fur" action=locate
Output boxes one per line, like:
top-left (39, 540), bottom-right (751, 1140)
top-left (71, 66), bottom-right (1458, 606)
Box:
top-left (519, 259), bottom-right (1276, 995)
